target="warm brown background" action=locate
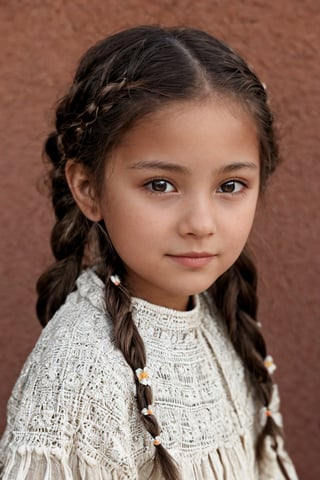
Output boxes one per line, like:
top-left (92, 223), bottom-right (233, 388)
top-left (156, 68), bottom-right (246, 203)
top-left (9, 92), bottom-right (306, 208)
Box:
top-left (0, 1), bottom-right (319, 479)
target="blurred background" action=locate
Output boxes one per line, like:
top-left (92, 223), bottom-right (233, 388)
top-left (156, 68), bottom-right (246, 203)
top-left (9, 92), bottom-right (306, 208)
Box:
top-left (0, 1), bottom-right (319, 478)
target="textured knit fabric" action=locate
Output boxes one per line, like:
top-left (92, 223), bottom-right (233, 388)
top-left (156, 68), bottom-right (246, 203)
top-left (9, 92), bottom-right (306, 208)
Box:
top-left (0, 269), bottom-right (298, 480)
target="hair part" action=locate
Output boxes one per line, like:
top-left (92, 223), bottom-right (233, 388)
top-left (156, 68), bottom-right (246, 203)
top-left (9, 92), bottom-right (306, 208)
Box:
top-left (37, 25), bottom-right (290, 479)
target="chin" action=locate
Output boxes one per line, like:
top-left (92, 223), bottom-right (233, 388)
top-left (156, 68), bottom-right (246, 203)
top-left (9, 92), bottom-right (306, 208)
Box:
top-left (185, 282), bottom-right (215, 297)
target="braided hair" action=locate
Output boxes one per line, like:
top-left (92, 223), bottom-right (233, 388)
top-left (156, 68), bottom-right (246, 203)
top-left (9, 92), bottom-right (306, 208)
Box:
top-left (37, 25), bottom-right (291, 479)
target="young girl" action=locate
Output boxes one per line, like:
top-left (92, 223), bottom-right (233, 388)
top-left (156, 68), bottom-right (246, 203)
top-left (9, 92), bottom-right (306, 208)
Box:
top-left (0, 25), bottom-right (299, 480)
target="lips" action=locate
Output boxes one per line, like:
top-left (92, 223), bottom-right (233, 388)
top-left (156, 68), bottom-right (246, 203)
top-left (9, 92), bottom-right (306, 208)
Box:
top-left (166, 252), bottom-right (216, 268)
top-left (173, 252), bottom-right (214, 258)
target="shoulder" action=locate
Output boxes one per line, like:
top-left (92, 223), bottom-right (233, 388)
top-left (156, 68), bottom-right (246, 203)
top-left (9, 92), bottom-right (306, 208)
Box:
top-left (4, 269), bottom-right (136, 463)
top-left (17, 269), bottom-right (132, 396)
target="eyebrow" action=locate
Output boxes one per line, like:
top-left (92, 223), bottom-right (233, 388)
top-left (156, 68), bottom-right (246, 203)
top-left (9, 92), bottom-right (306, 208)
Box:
top-left (129, 160), bottom-right (258, 174)
top-left (217, 161), bottom-right (258, 174)
top-left (129, 160), bottom-right (189, 174)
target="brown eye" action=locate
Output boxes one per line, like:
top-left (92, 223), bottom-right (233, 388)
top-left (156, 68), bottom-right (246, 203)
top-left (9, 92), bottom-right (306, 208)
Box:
top-left (218, 181), bottom-right (244, 194)
top-left (147, 179), bottom-right (175, 193)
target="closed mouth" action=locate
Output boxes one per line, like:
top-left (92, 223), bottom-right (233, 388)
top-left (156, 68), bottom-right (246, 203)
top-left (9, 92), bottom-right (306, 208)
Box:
top-left (166, 253), bottom-right (216, 268)
top-left (167, 252), bottom-right (215, 258)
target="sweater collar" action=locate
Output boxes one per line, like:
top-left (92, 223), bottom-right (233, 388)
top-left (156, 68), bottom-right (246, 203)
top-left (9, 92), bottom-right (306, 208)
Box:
top-left (131, 295), bottom-right (202, 332)
top-left (76, 268), bottom-right (204, 332)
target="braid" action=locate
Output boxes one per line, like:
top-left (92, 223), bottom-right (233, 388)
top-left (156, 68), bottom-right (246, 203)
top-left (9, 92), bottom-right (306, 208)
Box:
top-left (211, 250), bottom-right (290, 479)
top-left (55, 77), bottom-right (145, 168)
top-left (36, 132), bottom-right (92, 326)
top-left (95, 226), bottom-right (180, 480)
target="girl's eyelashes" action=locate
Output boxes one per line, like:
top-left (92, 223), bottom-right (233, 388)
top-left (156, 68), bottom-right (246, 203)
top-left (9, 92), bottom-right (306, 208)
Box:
top-left (144, 179), bottom-right (176, 193)
top-left (217, 180), bottom-right (247, 195)
top-left (143, 178), bottom-right (248, 195)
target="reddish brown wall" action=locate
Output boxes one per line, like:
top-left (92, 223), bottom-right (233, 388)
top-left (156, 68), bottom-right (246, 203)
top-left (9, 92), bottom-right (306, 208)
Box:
top-left (0, 1), bottom-right (319, 478)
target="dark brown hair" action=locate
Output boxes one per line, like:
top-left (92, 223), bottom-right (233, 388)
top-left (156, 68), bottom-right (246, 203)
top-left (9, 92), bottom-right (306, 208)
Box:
top-left (37, 25), bottom-right (290, 479)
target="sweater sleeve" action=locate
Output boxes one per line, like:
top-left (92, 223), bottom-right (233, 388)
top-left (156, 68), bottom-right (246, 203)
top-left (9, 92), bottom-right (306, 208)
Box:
top-left (0, 299), bottom-right (138, 480)
top-left (0, 444), bottom-right (124, 480)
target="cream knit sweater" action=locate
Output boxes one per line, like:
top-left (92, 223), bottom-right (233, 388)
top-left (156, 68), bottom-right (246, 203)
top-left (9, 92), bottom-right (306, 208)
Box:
top-left (0, 269), bottom-right (298, 479)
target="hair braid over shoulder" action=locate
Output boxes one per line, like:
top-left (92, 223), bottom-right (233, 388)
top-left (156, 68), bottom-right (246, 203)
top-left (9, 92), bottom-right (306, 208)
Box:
top-left (211, 250), bottom-right (290, 479)
top-left (96, 228), bottom-right (181, 479)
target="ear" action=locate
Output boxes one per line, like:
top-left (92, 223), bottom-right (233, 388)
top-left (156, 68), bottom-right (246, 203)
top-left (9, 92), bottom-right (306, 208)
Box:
top-left (65, 160), bottom-right (102, 221)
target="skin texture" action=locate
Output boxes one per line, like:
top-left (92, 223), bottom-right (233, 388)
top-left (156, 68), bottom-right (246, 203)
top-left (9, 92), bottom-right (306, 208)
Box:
top-left (68, 99), bottom-right (260, 310)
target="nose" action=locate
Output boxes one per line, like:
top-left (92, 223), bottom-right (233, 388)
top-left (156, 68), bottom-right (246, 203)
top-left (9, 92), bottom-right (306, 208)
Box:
top-left (178, 195), bottom-right (216, 238)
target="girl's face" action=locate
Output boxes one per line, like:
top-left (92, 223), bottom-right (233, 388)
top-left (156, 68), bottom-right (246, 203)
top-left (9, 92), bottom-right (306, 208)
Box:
top-left (98, 99), bottom-right (260, 310)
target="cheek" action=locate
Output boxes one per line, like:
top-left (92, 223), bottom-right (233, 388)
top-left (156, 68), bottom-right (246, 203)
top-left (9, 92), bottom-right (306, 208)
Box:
top-left (222, 204), bottom-right (257, 246)
top-left (104, 206), bottom-right (158, 255)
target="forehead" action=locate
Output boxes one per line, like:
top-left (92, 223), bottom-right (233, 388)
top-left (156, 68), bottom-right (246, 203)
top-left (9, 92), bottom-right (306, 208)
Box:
top-left (110, 98), bottom-right (259, 169)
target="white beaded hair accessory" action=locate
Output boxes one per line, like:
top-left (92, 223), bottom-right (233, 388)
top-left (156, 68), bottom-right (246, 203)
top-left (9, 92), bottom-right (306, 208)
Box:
top-left (135, 367), bottom-right (151, 386)
top-left (141, 405), bottom-right (153, 416)
top-left (153, 436), bottom-right (161, 446)
top-left (259, 384), bottom-right (283, 428)
top-left (110, 274), bottom-right (121, 286)
top-left (260, 406), bottom-right (283, 428)
top-left (264, 355), bottom-right (277, 375)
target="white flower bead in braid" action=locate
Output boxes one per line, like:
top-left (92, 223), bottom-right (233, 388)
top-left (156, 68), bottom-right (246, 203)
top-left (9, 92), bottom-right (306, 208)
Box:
top-left (135, 367), bottom-right (151, 386)
top-left (264, 355), bottom-right (277, 374)
top-left (260, 406), bottom-right (283, 428)
top-left (153, 436), bottom-right (161, 446)
top-left (259, 384), bottom-right (283, 428)
top-left (141, 405), bottom-right (154, 416)
top-left (110, 274), bottom-right (121, 286)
